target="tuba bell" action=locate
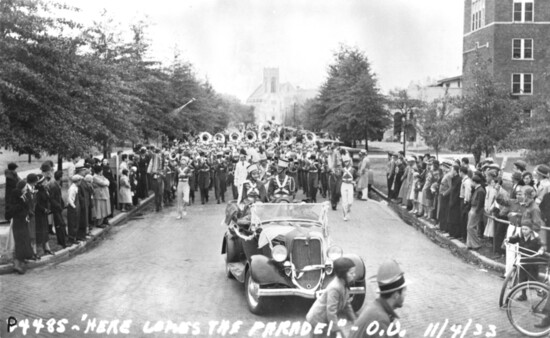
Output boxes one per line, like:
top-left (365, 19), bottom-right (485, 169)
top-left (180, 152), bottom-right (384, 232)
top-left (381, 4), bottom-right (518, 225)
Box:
top-left (259, 131), bottom-right (269, 142)
top-left (199, 132), bottom-right (212, 144)
top-left (229, 131), bottom-right (242, 143)
top-left (214, 133), bottom-right (225, 144)
top-left (305, 131), bottom-right (317, 143)
top-left (245, 130), bottom-right (257, 143)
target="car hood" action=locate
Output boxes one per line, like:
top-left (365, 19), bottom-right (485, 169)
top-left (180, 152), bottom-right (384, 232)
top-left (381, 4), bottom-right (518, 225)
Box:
top-left (258, 224), bottom-right (323, 248)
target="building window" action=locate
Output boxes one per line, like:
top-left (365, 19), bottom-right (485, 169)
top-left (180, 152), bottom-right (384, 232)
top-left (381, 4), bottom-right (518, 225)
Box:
top-left (471, 0), bottom-right (485, 31)
top-left (512, 39), bottom-right (533, 59)
top-left (513, 0), bottom-right (534, 22)
top-left (512, 73), bottom-right (533, 95)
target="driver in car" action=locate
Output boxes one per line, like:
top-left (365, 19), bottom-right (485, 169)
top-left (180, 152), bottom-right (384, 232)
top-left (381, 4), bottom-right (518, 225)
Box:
top-left (268, 158), bottom-right (296, 202)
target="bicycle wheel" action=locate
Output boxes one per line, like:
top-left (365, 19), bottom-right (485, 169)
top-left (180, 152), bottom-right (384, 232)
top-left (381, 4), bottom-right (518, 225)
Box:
top-left (500, 268), bottom-right (519, 308)
top-left (507, 281), bottom-right (550, 337)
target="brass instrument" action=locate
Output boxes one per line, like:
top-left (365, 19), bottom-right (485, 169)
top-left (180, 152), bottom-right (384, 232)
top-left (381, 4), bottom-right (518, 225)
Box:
top-left (305, 131), bottom-right (317, 143)
top-left (245, 130), bottom-right (257, 143)
top-left (259, 131), bottom-right (269, 142)
top-left (229, 131), bottom-right (242, 143)
top-left (214, 133), bottom-right (225, 144)
top-left (199, 132), bottom-right (212, 143)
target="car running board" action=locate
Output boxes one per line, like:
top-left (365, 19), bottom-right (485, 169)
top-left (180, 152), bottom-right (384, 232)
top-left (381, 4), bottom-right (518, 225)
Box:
top-left (227, 262), bottom-right (246, 283)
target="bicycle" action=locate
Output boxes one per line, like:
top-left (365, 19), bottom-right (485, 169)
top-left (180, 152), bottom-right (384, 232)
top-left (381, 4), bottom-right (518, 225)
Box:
top-left (499, 243), bottom-right (550, 308)
top-left (506, 280), bottom-right (550, 336)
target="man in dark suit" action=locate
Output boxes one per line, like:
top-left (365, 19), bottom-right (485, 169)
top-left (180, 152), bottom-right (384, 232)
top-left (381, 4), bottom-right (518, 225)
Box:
top-left (48, 171), bottom-right (67, 247)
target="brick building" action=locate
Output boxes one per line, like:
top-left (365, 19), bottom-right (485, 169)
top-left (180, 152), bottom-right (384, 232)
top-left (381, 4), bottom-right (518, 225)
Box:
top-left (463, 0), bottom-right (550, 109)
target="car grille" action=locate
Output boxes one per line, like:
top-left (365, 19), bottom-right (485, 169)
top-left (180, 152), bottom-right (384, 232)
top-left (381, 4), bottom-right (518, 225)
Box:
top-left (291, 238), bottom-right (322, 289)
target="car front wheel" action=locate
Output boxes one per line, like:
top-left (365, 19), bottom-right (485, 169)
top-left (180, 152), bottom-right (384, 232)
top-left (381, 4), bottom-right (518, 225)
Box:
top-left (245, 269), bottom-right (266, 314)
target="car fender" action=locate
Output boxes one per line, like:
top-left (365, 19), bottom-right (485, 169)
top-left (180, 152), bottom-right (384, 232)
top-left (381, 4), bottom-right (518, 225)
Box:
top-left (249, 255), bottom-right (291, 286)
top-left (343, 254), bottom-right (366, 281)
top-left (221, 235), bottom-right (227, 255)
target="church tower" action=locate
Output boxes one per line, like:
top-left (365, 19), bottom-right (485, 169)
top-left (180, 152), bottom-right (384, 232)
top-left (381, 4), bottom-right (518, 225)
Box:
top-left (263, 68), bottom-right (279, 94)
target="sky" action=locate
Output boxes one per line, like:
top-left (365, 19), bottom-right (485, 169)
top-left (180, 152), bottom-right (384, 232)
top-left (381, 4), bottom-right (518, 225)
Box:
top-left (68, 0), bottom-right (464, 102)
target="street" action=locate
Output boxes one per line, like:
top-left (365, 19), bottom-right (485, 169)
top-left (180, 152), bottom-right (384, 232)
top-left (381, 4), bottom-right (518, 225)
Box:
top-left (1, 197), bottom-right (522, 337)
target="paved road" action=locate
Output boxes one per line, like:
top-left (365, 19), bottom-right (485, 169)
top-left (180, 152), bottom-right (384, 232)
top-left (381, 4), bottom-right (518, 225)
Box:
top-left (0, 194), bottom-right (522, 337)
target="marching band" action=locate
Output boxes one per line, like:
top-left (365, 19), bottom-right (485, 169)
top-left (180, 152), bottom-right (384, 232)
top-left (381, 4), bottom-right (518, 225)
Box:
top-left (138, 123), bottom-right (355, 219)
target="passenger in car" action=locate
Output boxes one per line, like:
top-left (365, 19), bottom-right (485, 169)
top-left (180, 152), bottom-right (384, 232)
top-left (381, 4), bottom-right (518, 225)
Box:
top-left (306, 257), bottom-right (357, 337)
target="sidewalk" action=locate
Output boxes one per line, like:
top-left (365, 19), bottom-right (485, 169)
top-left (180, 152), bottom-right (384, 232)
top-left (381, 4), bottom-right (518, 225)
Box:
top-left (0, 195), bottom-right (154, 275)
top-left (370, 186), bottom-right (506, 274)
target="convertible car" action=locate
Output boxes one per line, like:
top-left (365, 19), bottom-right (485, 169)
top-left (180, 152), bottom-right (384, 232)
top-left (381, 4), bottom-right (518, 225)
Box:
top-left (221, 202), bottom-right (366, 314)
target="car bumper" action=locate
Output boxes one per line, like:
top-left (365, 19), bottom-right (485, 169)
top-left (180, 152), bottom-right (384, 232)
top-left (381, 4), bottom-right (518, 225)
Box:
top-left (258, 286), bottom-right (366, 299)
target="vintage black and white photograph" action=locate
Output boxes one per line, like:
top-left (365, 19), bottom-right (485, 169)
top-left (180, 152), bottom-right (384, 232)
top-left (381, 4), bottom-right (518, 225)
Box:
top-left (1, 0), bottom-right (550, 336)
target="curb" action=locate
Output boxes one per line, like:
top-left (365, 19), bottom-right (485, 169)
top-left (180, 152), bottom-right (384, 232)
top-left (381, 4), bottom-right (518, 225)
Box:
top-left (0, 195), bottom-right (155, 275)
top-left (370, 186), bottom-right (505, 274)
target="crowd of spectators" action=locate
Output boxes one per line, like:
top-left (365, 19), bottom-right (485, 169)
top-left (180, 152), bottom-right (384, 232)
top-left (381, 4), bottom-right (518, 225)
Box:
top-left (386, 152), bottom-right (550, 254)
top-left (3, 145), bottom-right (183, 274)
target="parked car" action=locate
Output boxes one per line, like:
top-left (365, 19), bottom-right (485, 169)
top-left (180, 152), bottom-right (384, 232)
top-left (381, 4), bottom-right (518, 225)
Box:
top-left (221, 202), bottom-right (366, 314)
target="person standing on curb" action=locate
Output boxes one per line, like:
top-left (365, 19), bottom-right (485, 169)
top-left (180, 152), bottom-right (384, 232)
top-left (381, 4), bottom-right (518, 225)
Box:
top-left (466, 175), bottom-right (485, 250)
top-left (49, 171), bottom-right (67, 248)
top-left (67, 175), bottom-right (82, 244)
top-left (4, 162), bottom-right (21, 222)
top-left (351, 260), bottom-right (408, 338)
top-left (357, 150), bottom-right (370, 201)
top-left (10, 179), bottom-right (36, 274)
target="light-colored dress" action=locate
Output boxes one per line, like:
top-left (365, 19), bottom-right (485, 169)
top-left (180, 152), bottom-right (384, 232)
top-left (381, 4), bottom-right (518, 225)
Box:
top-left (92, 175), bottom-right (111, 219)
top-left (119, 175), bottom-right (132, 204)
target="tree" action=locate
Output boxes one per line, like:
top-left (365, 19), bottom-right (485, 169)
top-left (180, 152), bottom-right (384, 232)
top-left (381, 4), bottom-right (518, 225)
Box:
top-left (387, 89), bottom-right (424, 143)
top-left (511, 101), bottom-right (550, 165)
top-left (449, 53), bottom-right (523, 164)
top-left (416, 96), bottom-right (455, 158)
top-left (304, 45), bottom-right (389, 149)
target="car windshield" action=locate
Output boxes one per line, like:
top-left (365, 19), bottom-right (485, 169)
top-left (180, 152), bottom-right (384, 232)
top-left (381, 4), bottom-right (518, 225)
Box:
top-left (251, 203), bottom-right (329, 226)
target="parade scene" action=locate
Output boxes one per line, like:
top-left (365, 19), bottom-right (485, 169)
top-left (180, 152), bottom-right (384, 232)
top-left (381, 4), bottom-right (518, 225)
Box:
top-left (2, 0), bottom-right (550, 337)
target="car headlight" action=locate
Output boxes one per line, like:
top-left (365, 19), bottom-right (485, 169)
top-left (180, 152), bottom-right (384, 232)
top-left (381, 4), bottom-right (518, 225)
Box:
top-left (325, 261), bottom-right (334, 275)
top-left (272, 245), bottom-right (288, 262)
top-left (327, 246), bottom-right (343, 260)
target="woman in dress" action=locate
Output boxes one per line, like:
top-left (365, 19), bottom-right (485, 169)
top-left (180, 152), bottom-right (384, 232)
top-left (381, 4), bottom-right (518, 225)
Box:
top-left (92, 165), bottom-right (111, 227)
top-left (10, 179), bottom-right (35, 274)
top-left (119, 169), bottom-right (133, 211)
top-left (35, 175), bottom-right (54, 256)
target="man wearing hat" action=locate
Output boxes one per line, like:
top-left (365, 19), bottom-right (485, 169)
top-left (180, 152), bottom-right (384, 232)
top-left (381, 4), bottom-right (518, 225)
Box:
top-left (306, 154), bottom-right (321, 202)
top-left (351, 260), bottom-right (407, 338)
top-left (505, 220), bottom-right (543, 302)
top-left (513, 160), bottom-right (527, 174)
top-left (438, 159), bottom-right (454, 233)
top-left (268, 158), bottom-right (296, 202)
top-left (67, 175), bottom-right (82, 244)
top-left (212, 152), bottom-right (228, 204)
top-left (357, 150), bottom-right (370, 201)
top-left (4, 162), bottom-right (20, 221)
top-left (466, 175), bottom-right (486, 250)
